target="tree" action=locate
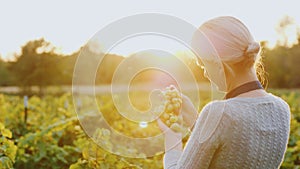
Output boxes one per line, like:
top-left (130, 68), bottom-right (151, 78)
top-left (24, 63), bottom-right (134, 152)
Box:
top-left (9, 38), bottom-right (63, 94)
top-left (0, 58), bottom-right (14, 86)
top-left (263, 38), bottom-right (300, 88)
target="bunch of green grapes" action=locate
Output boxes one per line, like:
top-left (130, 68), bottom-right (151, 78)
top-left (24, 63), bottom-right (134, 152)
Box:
top-left (160, 85), bottom-right (184, 132)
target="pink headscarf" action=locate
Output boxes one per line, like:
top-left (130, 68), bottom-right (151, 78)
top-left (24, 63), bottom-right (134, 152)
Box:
top-left (192, 16), bottom-right (260, 63)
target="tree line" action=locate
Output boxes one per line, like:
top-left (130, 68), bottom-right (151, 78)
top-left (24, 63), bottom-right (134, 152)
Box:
top-left (0, 36), bottom-right (299, 91)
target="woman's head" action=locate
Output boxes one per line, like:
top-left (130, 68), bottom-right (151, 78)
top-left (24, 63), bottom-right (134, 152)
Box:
top-left (192, 16), bottom-right (263, 92)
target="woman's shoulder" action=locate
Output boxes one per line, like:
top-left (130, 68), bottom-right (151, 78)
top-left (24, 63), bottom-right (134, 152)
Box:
top-left (223, 93), bottom-right (284, 103)
top-left (199, 100), bottom-right (229, 120)
top-left (267, 93), bottom-right (290, 109)
top-left (199, 100), bottom-right (229, 124)
top-left (224, 93), bottom-right (290, 110)
top-left (201, 93), bottom-right (289, 120)
top-left (200, 92), bottom-right (290, 117)
top-left (202, 100), bottom-right (227, 112)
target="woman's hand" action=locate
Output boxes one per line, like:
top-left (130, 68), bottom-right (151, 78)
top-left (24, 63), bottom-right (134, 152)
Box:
top-left (180, 94), bottom-right (198, 128)
top-left (157, 118), bottom-right (182, 152)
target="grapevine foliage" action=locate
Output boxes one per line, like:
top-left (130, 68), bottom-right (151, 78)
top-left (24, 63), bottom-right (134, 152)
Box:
top-left (0, 90), bottom-right (299, 168)
top-left (0, 122), bottom-right (17, 169)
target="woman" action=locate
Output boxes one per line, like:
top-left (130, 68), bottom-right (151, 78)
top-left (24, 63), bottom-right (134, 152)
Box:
top-left (158, 16), bottom-right (291, 169)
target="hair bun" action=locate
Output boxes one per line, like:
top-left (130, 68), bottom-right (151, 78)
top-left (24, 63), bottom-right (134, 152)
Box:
top-left (245, 42), bottom-right (260, 56)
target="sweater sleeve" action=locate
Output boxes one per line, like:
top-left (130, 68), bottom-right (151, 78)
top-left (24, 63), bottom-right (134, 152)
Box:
top-left (164, 101), bottom-right (230, 169)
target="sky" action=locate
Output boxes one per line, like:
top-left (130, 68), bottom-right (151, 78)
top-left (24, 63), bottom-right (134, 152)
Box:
top-left (0, 0), bottom-right (300, 60)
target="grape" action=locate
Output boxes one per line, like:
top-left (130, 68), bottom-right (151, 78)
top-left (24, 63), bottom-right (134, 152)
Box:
top-left (160, 85), bottom-right (185, 132)
top-left (166, 104), bottom-right (174, 112)
top-left (165, 120), bottom-right (171, 126)
top-left (163, 113), bottom-right (169, 119)
top-left (170, 123), bottom-right (181, 133)
top-left (169, 116), bottom-right (178, 123)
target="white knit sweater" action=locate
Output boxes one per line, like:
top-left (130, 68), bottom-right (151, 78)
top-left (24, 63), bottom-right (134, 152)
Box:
top-left (164, 93), bottom-right (290, 169)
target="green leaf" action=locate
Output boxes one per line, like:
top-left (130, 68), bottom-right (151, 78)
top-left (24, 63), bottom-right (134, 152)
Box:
top-left (1, 129), bottom-right (12, 139)
top-left (0, 123), bottom-right (4, 130)
top-left (0, 156), bottom-right (13, 169)
top-left (69, 163), bottom-right (83, 169)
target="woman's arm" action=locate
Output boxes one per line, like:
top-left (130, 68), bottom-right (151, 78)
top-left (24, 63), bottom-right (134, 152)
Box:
top-left (163, 101), bottom-right (228, 169)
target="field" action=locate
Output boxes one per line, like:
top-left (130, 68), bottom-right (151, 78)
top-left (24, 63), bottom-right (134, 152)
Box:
top-left (0, 89), bottom-right (299, 169)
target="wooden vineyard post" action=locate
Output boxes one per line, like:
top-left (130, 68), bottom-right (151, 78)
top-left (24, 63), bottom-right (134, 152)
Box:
top-left (24, 95), bottom-right (28, 124)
